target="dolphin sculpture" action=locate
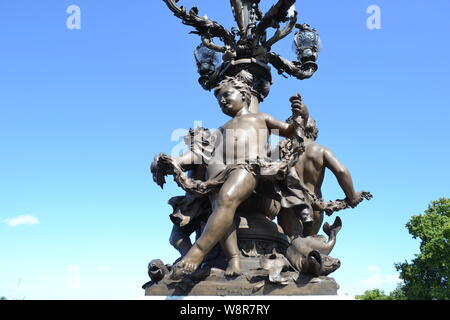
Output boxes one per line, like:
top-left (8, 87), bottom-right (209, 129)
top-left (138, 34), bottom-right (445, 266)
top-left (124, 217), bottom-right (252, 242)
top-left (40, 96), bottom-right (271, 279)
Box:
top-left (148, 259), bottom-right (170, 283)
top-left (285, 216), bottom-right (342, 276)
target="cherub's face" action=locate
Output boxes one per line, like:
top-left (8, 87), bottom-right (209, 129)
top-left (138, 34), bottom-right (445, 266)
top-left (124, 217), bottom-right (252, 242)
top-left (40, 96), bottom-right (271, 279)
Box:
top-left (215, 84), bottom-right (246, 116)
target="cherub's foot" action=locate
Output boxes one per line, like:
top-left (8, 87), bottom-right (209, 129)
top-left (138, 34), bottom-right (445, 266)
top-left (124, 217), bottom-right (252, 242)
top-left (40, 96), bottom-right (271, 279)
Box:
top-left (170, 260), bottom-right (197, 280)
top-left (170, 244), bottom-right (204, 280)
top-left (225, 256), bottom-right (241, 277)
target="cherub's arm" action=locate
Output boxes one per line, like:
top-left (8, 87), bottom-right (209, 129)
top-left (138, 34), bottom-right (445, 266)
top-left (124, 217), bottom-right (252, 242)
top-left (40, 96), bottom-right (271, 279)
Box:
top-left (151, 126), bottom-right (217, 187)
top-left (174, 151), bottom-right (202, 171)
top-left (150, 150), bottom-right (202, 188)
top-left (263, 113), bottom-right (296, 138)
top-left (323, 148), bottom-right (360, 207)
top-left (262, 93), bottom-right (309, 139)
top-left (151, 150), bottom-right (200, 173)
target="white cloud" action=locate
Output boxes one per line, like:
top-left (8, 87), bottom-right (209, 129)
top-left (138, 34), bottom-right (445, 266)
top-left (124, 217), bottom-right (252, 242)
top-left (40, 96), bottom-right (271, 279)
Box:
top-left (4, 215), bottom-right (39, 227)
top-left (359, 265), bottom-right (400, 289)
top-left (338, 265), bottom-right (401, 296)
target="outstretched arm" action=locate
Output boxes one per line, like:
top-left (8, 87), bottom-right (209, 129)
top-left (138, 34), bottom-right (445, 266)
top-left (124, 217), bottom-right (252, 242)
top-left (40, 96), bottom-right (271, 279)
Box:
top-left (263, 94), bottom-right (309, 139)
top-left (323, 148), bottom-right (360, 207)
top-left (174, 150), bottom-right (202, 171)
top-left (263, 113), bottom-right (296, 138)
top-left (151, 150), bottom-right (202, 187)
top-left (151, 127), bottom-right (215, 188)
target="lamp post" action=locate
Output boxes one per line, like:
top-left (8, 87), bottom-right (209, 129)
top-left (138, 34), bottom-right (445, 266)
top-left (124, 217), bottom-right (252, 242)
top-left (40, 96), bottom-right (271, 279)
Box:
top-left (162, 0), bottom-right (321, 112)
top-left (144, 1), bottom-right (373, 296)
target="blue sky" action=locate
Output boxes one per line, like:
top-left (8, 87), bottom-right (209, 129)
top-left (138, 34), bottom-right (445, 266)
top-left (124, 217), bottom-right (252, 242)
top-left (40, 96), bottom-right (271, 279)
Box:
top-left (0, 0), bottom-right (449, 299)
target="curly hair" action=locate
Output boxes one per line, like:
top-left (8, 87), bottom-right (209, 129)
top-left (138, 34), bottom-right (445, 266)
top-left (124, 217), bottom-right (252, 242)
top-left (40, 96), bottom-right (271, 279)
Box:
top-left (213, 71), bottom-right (253, 105)
top-left (305, 117), bottom-right (319, 140)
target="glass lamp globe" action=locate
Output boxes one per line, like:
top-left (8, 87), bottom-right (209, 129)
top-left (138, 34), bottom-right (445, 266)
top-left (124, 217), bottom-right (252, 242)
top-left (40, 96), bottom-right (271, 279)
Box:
top-left (194, 43), bottom-right (221, 74)
top-left (292, 26), bottom-right (321, 62)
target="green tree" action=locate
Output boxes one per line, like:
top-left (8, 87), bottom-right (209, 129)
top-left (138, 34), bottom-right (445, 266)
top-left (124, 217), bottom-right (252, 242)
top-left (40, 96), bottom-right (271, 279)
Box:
top-left (388, 284), bottom-right (407, 300)
top-left (395, 198), bottom-right (450, 300)
top-left (0, 296), bottom-right (7, 300)
top-left (355, 284), bottom-right (407, 300)
top-left (356, 289), bottom-right (391, 300)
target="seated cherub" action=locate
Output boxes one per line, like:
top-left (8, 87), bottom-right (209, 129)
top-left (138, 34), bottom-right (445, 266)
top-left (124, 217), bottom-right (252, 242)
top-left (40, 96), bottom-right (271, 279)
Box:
top-left (152, 71), bottom-right (307, 278)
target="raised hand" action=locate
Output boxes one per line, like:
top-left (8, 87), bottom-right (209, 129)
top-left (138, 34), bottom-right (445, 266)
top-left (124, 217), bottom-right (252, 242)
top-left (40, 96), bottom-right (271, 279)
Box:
top-left (289, 93), bottom-right (309, 126)
top-left (289, 93), bottom-right (304, 116)
top-left (150, 153), bottom-right (175, 188)
top-left (347, 191), bottom-right (373, 208)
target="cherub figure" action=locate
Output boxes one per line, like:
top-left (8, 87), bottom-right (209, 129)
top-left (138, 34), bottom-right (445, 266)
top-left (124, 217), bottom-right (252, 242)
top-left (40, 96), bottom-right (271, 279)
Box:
top-left (278, 101), bottom-right (367, 238)
top-left (152, 71), bottom-right (306, 278)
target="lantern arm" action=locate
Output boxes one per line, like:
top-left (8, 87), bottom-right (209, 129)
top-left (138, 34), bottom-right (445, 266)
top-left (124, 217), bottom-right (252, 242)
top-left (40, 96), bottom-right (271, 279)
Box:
top-left (162, 0), bottom-right (236, 50)
top-left (254, 0), bottom-right (296, 43)
top-left (201, 36), bottom-right (227, 53)
top-left (267, 52), bottom-right (317, 80)
top-left (263, 10), bottom-right (297, 50)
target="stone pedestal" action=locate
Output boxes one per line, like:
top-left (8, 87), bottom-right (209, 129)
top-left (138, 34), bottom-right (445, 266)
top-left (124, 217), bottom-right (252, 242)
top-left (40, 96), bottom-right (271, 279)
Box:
top-left (144, 267), bottom-right (338, 296)
top-left (144, 205), bottom-right (339, 297)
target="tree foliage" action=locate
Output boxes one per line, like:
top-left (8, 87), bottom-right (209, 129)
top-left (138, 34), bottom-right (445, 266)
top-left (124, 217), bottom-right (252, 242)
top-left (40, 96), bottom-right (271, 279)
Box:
top-left (395, 198), bottom-right (450, 300)
top-left (357, 198), bottom-right (449, 300)
top-left (356, 284), bottom-right (407, 300)
top-left (356, 289), bottom-right (391, 300)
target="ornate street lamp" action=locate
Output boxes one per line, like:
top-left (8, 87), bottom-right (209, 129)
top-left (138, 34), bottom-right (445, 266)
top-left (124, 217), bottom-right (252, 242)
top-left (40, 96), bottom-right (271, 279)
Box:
top-left (162, 0), bottom-right (321, 111)
top-left (145, 1), bottom-right (373, 296)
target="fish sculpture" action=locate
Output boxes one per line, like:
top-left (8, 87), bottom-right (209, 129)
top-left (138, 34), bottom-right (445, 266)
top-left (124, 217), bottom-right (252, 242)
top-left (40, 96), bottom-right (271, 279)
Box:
top-left (148, 259), bottom-right (170, 283)
top-left (285, 216), bottom-right (342, 276)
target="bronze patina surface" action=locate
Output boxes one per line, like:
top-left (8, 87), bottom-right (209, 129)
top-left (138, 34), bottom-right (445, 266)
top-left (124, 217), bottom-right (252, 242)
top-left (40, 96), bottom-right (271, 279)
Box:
top-left (145, 0), bottom-right (371, 296)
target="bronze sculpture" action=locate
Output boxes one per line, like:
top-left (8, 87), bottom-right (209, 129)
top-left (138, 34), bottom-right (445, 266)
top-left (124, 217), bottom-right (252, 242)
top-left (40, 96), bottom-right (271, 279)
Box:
top-left (278, 113), bottom-right (369, 238)
top-left (153, 74), bottom-right (307, 278)
top-left (144, 0), bottom-right (372, 296)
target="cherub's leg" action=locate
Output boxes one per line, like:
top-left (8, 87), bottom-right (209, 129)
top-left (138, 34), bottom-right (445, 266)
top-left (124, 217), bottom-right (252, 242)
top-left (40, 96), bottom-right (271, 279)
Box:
top-left (173, 169), bottom-right (256, 277)
top-left (220, 223), bottom-right (241, 276)
top-left (303, 210), bottom-right (324, 237)
top-left (169, 225), bottom-right (192, 257)
top-left (278, 207), bottom-right (303, 240)
top-left (207, 192), bottom-right (241, 276)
